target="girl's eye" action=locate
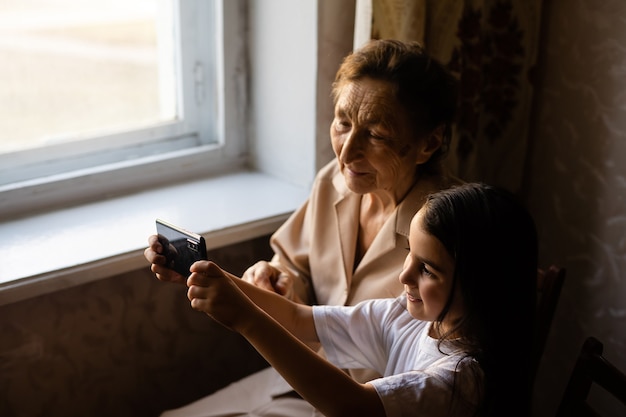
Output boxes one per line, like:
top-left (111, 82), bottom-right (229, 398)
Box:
top-left (420, 264), bottom-right (434, 277)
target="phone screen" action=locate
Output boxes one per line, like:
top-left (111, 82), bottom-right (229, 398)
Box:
top-left (155, 219), bottom-right (208, 276)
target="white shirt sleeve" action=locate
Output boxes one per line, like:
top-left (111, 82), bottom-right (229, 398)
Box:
top-left (313, 298), bottom-right (397, 374)
top-left (368, 365), bottom-right (480, 417)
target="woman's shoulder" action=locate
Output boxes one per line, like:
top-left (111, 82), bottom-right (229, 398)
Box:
top-left (314, 159), bottom-right (340, 182)
top-left (312, 159), bottom-right (351, 196)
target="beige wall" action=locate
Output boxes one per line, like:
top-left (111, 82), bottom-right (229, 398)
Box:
top-left (0, 235), bottom-right (273, 417)
top-left (528, 1), bottom-right (626, 416)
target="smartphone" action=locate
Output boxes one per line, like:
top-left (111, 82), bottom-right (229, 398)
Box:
top-left (155, 219), bottom-right (207, 277)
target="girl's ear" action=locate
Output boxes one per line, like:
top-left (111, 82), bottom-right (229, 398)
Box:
top-left (415, 125), bottom-right (444, 165)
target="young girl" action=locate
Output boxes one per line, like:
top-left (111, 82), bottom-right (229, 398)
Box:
top-left (185, 183), bottom-right (537, 417)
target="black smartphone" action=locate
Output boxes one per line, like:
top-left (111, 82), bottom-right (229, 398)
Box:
top-left (155, 219), bottom-right (207, 277)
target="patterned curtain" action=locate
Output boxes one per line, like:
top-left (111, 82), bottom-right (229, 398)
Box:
top-left (370, 0), bottom-right (545, 193)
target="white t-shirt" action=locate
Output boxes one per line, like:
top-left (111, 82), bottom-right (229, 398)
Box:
top-left (313, 296), bottom-right (482, 417)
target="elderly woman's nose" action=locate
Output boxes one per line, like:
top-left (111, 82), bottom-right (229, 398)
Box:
top-left (340, 131), bottom-right (364, 162)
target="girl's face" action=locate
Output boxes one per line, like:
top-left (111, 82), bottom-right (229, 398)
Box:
top-left (330, 78), bottom-right (432, 200)
top-left (399, 209), bottom-right (464, 332)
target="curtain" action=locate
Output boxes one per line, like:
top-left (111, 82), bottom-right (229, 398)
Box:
top-left (369, 0), bottom-right (545, 193)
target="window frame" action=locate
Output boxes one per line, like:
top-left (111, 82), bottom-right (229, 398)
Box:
top-left (0, 0), bottom-right (247, 220)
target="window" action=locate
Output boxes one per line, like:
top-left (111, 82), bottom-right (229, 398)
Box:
top-left (0, 0), bottom-right (246, 220)
top-left (0, 0), bottom-right (322, 301)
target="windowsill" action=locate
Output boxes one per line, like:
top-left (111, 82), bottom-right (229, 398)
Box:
top-left (0, 170), bottom-right (309, 306)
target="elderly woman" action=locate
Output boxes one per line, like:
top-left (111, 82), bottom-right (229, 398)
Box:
top-left (146, 39), bottom-right (461, 417)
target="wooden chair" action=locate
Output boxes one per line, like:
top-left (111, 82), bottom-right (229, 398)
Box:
top-left (533, 265), bottom-right (566, 380)
top-left (556, 336), bottom-right (626, 417)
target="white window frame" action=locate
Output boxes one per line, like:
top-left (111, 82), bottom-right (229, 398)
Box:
top-left (0, 0), bottom-right (247, 220)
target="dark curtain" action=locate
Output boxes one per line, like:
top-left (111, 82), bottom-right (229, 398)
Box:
top-left (371, 0), bottom-right (545, 193)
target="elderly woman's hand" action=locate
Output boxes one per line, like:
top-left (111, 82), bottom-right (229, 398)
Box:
top-left (242, 261), bottom-right (295, 300)
top-left (144, 234), bottom-right (187, 284)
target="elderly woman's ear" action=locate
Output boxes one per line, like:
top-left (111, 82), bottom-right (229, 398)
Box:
top-left (415, 124), bottom-right (445, 165)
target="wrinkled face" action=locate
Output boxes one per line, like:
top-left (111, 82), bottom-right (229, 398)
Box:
top-left (399, 209), bottom-right (464, 328)
top-left (330, 78), bottom-right (423, 198)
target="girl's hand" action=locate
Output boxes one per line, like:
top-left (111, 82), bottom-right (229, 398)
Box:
top-left (144, 234), bottom-right (186, 284)
top-left (187, 261), bottom-right (253, 331)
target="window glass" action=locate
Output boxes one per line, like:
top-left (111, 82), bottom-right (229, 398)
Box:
top-left (0, 0), bottom-right (176, 154)
top-left (0, 0), bottom-right (235, 219)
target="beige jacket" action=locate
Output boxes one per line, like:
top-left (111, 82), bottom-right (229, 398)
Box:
top-left (271, 159), bottom-right (457, 307)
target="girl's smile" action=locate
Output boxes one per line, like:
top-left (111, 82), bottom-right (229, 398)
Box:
top-left (406, 292), bottom-right (422, 303)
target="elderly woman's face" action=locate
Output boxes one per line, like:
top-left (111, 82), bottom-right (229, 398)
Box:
top-left (331, 77), bottom-right (424, 198)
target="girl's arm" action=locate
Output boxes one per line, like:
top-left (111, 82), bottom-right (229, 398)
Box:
top-left (187, 261), bottom-right (386, 417)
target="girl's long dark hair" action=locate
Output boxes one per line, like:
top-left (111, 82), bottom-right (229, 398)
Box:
top-left (421, 183), bottom-right (538, 416)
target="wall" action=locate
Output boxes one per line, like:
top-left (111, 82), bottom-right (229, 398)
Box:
top-left (248, 0), bottom-right (318, 188)
top-left (315, 0), bottom-right (356, 171)
top-left (528, 1), bottom-right (626, 416)
top-left (0, 235), bottom-right (273, 417)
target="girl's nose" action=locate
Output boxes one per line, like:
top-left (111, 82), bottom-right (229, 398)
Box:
top-left (398, 254), bottom-right (418, 287)
top-left (398, 269), bottom-right (408, 285)
top-left (398, 260), bottom-right (414, 286)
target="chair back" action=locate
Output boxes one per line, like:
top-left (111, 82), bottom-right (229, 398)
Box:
top-left (533, 265), bottom-right (566, 380)
top-left (556, 336), bottom-right (626, 417)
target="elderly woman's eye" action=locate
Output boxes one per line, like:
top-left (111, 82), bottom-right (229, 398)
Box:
top-left (334, 119), bottom-right (351, 131)
top-left (369, 131), bottom-right (387, 141)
